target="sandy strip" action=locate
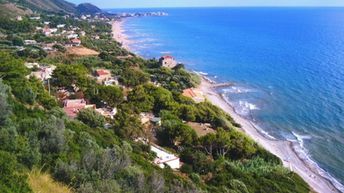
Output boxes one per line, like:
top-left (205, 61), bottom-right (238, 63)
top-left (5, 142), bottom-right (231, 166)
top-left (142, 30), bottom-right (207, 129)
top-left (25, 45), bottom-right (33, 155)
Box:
top-left (198, 77), bottom-right (340, 193)
top-left (111, 20), bottom-right (130, 50)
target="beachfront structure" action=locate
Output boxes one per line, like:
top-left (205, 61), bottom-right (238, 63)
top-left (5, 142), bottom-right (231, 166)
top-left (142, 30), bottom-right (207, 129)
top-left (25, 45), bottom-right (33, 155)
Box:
top-left (151, 144), bottom-right (180, 169)
top-left (159, 55), bottom-right (177, 68)
top-left (63, 99), bottom-right (95, 118)
top-left (182, 88), bottom-right (205, 103)
top-left (95, 69), bottom-right (112, 83)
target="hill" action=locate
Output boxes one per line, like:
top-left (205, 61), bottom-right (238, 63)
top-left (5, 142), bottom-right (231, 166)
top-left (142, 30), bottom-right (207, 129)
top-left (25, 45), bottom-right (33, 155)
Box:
top-left (76, 3), bottom-right (101, 14)
top-left (1, 0), bottom-right (101, 16)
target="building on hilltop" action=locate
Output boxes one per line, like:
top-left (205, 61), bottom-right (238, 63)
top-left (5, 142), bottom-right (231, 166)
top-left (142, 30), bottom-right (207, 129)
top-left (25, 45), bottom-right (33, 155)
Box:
top-left (159, 55), bottom-right (177, 68)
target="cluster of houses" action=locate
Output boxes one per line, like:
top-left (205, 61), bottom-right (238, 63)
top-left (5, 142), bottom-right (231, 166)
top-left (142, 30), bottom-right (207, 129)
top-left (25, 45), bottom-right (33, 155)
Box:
top-left (61, 68), bottom-right (121, 119)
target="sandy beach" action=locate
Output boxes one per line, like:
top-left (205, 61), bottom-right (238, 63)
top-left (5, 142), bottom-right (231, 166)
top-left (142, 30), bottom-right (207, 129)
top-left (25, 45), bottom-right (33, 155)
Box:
top-left (111, 20), bottom-right (130, 50)
top-left (198, 77), bottom-right (340, 193)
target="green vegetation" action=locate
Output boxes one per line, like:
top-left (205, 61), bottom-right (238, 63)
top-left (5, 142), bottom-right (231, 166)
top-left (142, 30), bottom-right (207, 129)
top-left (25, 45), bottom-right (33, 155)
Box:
top-left (0, 8), bottom-right (310, 193)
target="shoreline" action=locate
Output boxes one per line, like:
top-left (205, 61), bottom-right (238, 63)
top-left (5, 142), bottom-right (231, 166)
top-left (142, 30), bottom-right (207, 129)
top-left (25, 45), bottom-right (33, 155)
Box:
top-left (111, 18), bottom-right (342, 193)
top-left (111, 20), bottom-right (130, 50)
top-left (198, 76), bottom-right (340, 193)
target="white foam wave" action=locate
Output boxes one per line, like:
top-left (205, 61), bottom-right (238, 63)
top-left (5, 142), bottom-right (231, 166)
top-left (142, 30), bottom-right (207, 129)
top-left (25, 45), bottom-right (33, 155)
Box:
top-left (231, 100), bottom-right (259, 117)
top-left (251, 122), bottom-right (277, 140)
top-left (239, 100), bottom-right (259, 111)
top-left (290, 132), bottom-right (344, 192)
top-left (223, 86), bottom-right (254, 94)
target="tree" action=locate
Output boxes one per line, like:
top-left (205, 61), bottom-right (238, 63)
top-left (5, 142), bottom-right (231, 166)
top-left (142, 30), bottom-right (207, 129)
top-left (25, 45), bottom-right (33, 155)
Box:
top-left (151, 87), bottom-right (176, 113)
top-left (199, 129), bottom-right (256, 159)
top-left (77, 108), bottom-right (105, 128)
top-left (119, 68), bottom-right (149, 87)
top-left (200, 129), bottom-right (233, 158)
top-left (0, 52), bottom-right (28, 81)
top-left (127, 85), bottom-right (154, 112)
top-left (0, 79), bottom-right (11, 126)
top-left (113, 105), bottom-right (143, 139)
top-left (38, 116), bottom-right (66, 154)
top-left (0, 151), bottom-right (32, 193)
top-left (53, 44), bottom-right (66, 53)
top-left (52, 64), bottom-right (90, 89)
top-left (158, 117), bottom-right (197, 147)
top-left (97, 85), bottom-right (123, 107)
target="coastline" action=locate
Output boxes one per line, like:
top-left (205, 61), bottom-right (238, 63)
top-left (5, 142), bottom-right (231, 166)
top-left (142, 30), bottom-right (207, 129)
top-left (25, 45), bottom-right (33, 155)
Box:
top-left (111, 20), bottom-right (130, 50)
top-left (111, 18), bottom-right (342, 193)
top-left (198, 76), bottom-right (340, 193)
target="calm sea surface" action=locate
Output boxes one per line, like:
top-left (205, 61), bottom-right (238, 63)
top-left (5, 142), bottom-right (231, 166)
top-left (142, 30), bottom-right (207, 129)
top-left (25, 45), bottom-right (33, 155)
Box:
top-left (108, 7), bottom-right (344, 190)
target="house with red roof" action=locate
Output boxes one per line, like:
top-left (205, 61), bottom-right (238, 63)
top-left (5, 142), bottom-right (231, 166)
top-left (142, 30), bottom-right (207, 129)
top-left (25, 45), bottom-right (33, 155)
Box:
top-left (63, 99), bottom-right (95, 118)
top-left (70, 38), bottom-right (81, 46)
top-left (95, 69), bottom-right (112, 83)
top-left (159, 55), bottom-right (177, 68)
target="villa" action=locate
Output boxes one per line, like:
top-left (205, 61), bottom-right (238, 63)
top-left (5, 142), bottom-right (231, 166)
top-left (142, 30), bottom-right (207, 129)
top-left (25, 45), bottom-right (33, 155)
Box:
top-left (150, 144), bottom-right (180, 169)
top-left (63, 99), bottom-right (95, 118)
top-left (159, 55), bottom-right (177, 68)
top-left (95, 69), bottom-right (112, 83)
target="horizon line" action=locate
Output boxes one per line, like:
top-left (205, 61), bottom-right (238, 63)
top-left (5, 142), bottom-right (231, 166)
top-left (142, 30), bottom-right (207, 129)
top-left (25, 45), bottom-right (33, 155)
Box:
top-left (101, 5), bottom-right (344, 9)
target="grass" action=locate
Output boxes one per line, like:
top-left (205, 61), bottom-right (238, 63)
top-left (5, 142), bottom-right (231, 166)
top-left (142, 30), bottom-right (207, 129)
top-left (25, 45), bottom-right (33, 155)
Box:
top-left (28, 168), bottom-right (73, 193)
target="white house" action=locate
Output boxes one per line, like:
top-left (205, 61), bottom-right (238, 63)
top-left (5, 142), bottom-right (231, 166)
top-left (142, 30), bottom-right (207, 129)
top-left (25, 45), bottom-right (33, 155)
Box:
top-left (151, 144), bottom-right (180, 169)
top-left (66, 33), bottom-right (78, 39)
top-left (24, 40), bottom-right (37, 45)
top-left (57, 24), bottom-right (66, 28)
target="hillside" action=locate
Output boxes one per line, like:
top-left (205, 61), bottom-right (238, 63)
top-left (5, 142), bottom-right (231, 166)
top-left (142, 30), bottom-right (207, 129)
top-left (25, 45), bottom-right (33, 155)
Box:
top-left (76, 3), bottom-right (101, 14)
top-left (1, 0), bottom-right (101, 16)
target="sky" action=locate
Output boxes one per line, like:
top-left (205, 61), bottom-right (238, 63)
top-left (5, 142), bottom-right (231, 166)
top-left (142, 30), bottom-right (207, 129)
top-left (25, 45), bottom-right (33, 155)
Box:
top-left (70, 0), bottom-right (344, 8)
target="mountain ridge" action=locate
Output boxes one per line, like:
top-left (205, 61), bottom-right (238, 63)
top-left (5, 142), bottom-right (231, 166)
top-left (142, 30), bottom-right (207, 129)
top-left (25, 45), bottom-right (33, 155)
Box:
top-left (2, 0), bottom-right (102, 16)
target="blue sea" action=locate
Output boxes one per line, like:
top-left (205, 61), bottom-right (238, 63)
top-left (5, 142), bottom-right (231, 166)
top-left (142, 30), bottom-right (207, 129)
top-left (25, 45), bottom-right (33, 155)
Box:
top-left (108, 7), bottom-right (344, 191)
